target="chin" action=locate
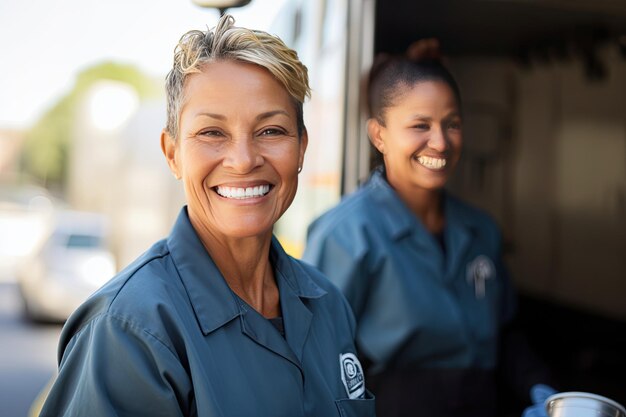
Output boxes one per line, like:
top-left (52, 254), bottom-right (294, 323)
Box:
top-left (222, 220), bottom-right (275, 239)
top-left (416, 180), bottom-right (448, 191)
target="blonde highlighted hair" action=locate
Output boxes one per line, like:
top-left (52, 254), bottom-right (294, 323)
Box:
top-left (164, 14), bottom-right (310, 139)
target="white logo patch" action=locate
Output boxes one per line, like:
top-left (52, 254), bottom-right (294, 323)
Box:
top-left (339, 352), bottom-right (365, 399)
top-left (466, 255), bottom-right (495, 299)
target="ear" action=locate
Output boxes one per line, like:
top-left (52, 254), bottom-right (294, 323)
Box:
top-left (161, 129), bottom-right (181, 179)
top-left (367, 118), bottom-right (385, 155)
top-left (297, 128), bottom-right (309, 171)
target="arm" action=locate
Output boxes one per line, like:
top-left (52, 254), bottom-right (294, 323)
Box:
top-left (40, 314), bottom-right (192, 417)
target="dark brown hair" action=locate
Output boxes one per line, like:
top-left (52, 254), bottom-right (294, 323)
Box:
top-left (366, 42), bottom-right (462, 126)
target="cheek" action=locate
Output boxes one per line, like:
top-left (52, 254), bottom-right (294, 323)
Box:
top-left (450, 133), bottom-right (463, 154)
top-left (392, 135), bottom-right (423, 158)
top-left (266, 142), bottom-right (301, 171)
top-left (181, 142), bottom-right (222, 175)
top-left (276, 155), bottom-right (301, 202)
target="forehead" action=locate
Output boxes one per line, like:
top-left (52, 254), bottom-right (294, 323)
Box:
top-left (181, 60), bottom-right (294, 115)
top-left (390, 80), bottom-right (459, 112)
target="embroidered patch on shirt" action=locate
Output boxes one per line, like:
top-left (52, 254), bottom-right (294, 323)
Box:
top-left (339, 352), bottom-right (365, 399)
top-left (466, 255), bottom-right (495, 299)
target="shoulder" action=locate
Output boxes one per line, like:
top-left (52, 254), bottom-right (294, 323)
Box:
top-left (60, 239), bottom-right (188, 352)
top-left (306, 185), bottom-right (387, 253)
top-left (83, 239), bottom-right (178, 314)
top-left (309, 187), bottom-right (377, 234)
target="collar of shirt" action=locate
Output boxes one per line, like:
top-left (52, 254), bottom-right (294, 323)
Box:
top-left (367, 168), bottom-right (480, 280)
top-left (366, 167), bottom-right (478, 240)
top-left (166, 207), bottom-right (327, 337)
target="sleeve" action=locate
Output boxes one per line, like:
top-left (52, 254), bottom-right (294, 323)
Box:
top-left (40, 314), bottom-right (193, 417)
top-left (302, 223), bottom-right (372, 320)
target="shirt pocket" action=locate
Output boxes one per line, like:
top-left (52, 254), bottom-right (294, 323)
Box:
top-left (335, 393), bottom-right (376, 417)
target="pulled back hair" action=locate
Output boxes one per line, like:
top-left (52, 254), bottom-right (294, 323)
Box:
top-left (366, 39), bottom-right (462, 126)
top-left (165, 14), bottom-right (311, 139)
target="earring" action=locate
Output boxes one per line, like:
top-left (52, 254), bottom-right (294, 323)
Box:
top-left (297, 166), bottom-right (302, 173)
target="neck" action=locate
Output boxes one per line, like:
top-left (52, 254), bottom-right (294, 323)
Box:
top-left (393, 181), bottom-right (445, 235)
top-left (189, 213), bottom-right (280, 318)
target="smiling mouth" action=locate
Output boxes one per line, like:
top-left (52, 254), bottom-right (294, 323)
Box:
top-left (215, 184), bottom-right (272, 199)
top-left (416, 155), bottom-right (447, 170)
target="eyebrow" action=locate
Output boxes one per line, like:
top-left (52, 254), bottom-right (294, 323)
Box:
top-left (256, 110), bottom-right (290, 121)
top-left (195, 112), bottom-right (225, 120)
top-left (445, 112), bottom-right (462, 119)
top-left (409, 114), bottom-right (432, 121)
top-left (194, 110), bottom-right (290, 121)
top-left (408, 111), bottom-right (461, 121)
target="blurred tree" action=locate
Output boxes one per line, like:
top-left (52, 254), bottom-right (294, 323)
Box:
top-left (21, 62), bottom-right (161, 190)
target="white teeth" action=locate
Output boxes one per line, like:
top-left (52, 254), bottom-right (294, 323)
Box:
top-left (417, 156), bottom-right (447, 170)
top-left (216, 184), bottom-right (270, 199)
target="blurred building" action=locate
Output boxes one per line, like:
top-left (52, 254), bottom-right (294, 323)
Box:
top-left (68, 81), bottom-right (184, 270)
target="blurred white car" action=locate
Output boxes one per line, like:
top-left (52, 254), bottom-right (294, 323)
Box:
top-left (17, 210), bottom-right (116, 322)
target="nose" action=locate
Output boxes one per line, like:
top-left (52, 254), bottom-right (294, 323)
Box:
top-left (223, 136), bottom-right (264, 173)
top-left (427, 125), bottom-right (449, 152)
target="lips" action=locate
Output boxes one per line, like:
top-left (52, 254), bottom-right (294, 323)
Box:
top-left (416, 155), bottom-right (447, 170)
top-left (215, 184), bottom-right (271, 199)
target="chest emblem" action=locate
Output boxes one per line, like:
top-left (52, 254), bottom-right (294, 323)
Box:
top-left (466, 255), bottom-right (495, 299)
top-left (339, 352), bottom-right (365, 399)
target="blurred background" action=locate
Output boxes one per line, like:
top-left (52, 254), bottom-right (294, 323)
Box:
top-left (1, 0), bottom-right (626, 416)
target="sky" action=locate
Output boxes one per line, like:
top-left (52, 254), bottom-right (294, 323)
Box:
top-left (0, 0), bottom-right (287, 130)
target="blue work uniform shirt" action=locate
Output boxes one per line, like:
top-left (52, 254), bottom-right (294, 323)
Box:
top-left (302, 168), bottom-right (515, 374)
top-left (40, 208), bottom-right (375, 417)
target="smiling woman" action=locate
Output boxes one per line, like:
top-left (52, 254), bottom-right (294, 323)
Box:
top-left (303, 42), bottom-right (553, 417)
top-left (162, 61), bottom-right (306, 245)
top-left (39, 14), bottom-right (375, 417)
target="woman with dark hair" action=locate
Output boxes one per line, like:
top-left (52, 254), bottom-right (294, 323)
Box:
top-left (303, 40), bottom-right (550, 417)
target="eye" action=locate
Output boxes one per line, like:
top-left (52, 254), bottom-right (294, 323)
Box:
top-left (198, 129), bottom-right (225, 138)
top-left (447, 120), bottom-right (462, 130)
top-left (413, 123), bottom-right (430, 130)
top-left (259, 127), bottom-right (286, 136)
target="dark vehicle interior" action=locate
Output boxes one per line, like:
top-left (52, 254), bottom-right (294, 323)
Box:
top-left (373, 0), bottom-right (626, 410)
top-left (376, 0), bottom-right (626, 59)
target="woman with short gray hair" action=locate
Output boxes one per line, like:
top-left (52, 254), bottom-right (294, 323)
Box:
top-left (40, 15), bottom-right (375, 417)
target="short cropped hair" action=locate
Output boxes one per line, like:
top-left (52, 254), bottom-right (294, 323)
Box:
top-left (165, 14), bottom-right (311, 139)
